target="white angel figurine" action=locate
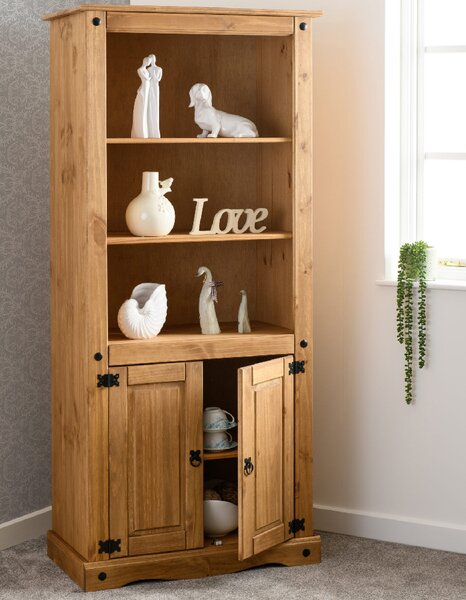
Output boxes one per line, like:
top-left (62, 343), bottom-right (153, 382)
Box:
top-left (131, 55), bottom-right (163, 138)
top-left (238, 290), bottom-right (251, 334)
top-left (196, 266), bottom-right (222, 335)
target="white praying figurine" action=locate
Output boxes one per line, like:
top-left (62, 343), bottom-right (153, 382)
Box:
top-left (131, 54), bottom-right (162, 138)
top-left (238, 290), bottom-right (251, 334)
top-left (196, 266), bottom-right (222, 335)
top-left (188, 83), bottom-right (259, 138)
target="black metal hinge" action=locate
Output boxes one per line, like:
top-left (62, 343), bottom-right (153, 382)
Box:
top-left (289, 360), bottom-right (305, 375)
top-left (289, 518), bottom-right (305, 534)
top-left (98, 538), bottom-right (121, 555)
top-left (97, 373), bottom-right (120, 388)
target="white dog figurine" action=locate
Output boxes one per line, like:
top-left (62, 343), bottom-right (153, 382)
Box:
top-left (189, 83), bottom-right (259, 138)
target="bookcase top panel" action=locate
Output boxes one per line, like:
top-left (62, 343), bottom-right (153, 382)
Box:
top-left (43, 5), bottom-right (323, 22)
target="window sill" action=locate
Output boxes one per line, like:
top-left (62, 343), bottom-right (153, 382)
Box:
top-left (376, 279), bottom-right (466, 291)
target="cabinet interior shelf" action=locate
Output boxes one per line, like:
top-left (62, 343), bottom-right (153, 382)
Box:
top-left (107, 137), bottom-right (292, 145)
top-left (107, 231), bottom-right (292, 245)
top-left (203, 450), bottom-right (238, 461)
top-left (108, 322), bottom-right (294, 366)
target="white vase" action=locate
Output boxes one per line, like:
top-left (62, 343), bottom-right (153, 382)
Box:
top-left (125, 172), bottom-right (175, 236)
top-left (117, 283), bottom-right (167, 339)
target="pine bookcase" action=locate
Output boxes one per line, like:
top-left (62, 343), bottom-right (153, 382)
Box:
top-left (43, 4), bottom-right (322, 591)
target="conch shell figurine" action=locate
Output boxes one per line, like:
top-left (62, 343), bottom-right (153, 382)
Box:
top-left (197, 266), bottom-right (222, 335)
top-left (118, 283), bottom-right (167, 339)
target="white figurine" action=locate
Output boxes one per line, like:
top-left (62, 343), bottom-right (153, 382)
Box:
top-left (196, 266), bottom-right (222, 335)
top-left (132, 55), bottom-right (162, 138)
top-left (238, 290), bottom-right (251, 334)
top-left (188, 83), bottom-right (259, 138)
top-left (117, 283), bottom-right (167, 339)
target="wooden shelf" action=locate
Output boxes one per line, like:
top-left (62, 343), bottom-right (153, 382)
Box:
top-left (108, 322), bottom-right (294, 366)
top-left (107, 137), bottom-right (291, 144)
top-left (203, 450), bottom-right (238, 461)
top-left (107, 231), bottom-right (292, 245)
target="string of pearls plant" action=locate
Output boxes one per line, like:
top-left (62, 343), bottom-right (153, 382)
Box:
top-left (396, 241), bottom-right (428, 404)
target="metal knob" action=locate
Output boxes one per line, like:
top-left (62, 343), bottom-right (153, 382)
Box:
top-left (299, 22), bottom-right (308, 31)
top-left (189, 449), bottom-right (202, 467)
top-left (244, 457), bottom-right (254, 476)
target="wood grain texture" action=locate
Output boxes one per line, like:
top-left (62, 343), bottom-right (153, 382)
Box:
top-left (253, 524), bottom-right (285, 555)
top-left (203, 449), bottom-right (238, 461)
top-left (107, 137), bottom-right (291, 144)
top-left (84, 535), bottom-right (321, 591)
top-left (128, 383), bottom-right (184, 535)
top-left (255, 35), bottom-right (293, 330)
top-left (109, 367), bottom-right (129, 558)
top-left (106, 35), bottom-right (290, 138)
top-left (107, 232), bottom-right (292, 245)
top-left (127, 363), bottom-right (186, 385)
top-left (43, 6), bottom-right (323, 21)
top-left (49, 10), bottom-right (108, 562)
top-left (107, 12), bottom-right (293, 36)
top-left (108, 322), bottom-right (294, 366)
top-left (47, 531), bottom-right (86, 589)
top-left (238, 356), bottom-right (294, 560)
top-left (184, 362), bottom-right (204, 549)
top-left (292, 17), bottom-right (314, 538)
top-left (108, 362), bottom-right (203, 557)
top-left (129, 531), bottom-right (186, 557)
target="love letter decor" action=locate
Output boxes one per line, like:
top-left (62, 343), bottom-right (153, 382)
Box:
top-left (190, 198), bottom-right (268, 235)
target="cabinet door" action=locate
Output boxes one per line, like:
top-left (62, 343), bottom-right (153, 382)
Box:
top-left (238, 356), bottom-right (294, 560)
top-left (109, 362), bottom-right (203, 557)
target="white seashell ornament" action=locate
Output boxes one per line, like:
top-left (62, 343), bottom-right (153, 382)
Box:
top-left (117, 283), bottom-right (167, 339)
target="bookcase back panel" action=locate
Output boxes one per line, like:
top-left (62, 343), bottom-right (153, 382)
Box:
top-left (107, 242), bottom-right (258, 328)
top-left (107, 144), bottom-right (258, 233)
top-left (107, 33), bottom-right (292, 138)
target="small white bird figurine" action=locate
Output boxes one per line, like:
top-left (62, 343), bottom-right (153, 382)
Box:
top-left (196, 266), bottom-right (222, 335)
top-left (238, 290), bottom-right (251, 334)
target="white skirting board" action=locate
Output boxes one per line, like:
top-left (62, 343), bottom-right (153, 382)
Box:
top-left (1, 504), bottom-right (466, 555)
top-left (315, 504), bottom-right (466, 555)
top-left (0, 507), bottom-right (51, 551)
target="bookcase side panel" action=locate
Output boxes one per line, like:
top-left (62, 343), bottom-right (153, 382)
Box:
top-left (292, 17), bottom-right (314, 536)
top-left (49, 10), bottom-right (108, 562)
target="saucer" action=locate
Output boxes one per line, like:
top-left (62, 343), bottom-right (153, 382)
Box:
top-left (203, 421), bottom-right (237, 433)
top-left (204, 441), bottom-right (238, 453)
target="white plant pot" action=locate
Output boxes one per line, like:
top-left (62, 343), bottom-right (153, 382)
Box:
top-left (126, 171), bottom-right (175, 236)
top-left (117, 283), bottom-right (167, 339)
top-left (426, 247), bottom-right (437, 281)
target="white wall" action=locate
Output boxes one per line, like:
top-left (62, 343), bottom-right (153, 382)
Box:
top-left (134, 0), bottom-right (466, 553)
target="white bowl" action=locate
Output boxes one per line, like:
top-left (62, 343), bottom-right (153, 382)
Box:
top-left (203, 500), bottom-right (238, 537)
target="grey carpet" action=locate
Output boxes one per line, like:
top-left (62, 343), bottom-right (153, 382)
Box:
top-left (0, 532), bottom-right (465, 599)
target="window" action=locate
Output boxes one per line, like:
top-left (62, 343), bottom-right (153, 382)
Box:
top-left (385, 0), bottom-right (466, 280)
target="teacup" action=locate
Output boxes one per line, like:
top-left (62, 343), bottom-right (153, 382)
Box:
top-left (203, 407), bottom-right (235, 431)
top-left (204, 431), bottom-right (233, 450)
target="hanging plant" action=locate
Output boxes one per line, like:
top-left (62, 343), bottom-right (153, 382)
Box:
top-left (396, 241), bottom-right (428, 404)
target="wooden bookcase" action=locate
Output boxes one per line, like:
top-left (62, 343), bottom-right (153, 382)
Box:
top-left (43, 5), bottom-right (321, 592)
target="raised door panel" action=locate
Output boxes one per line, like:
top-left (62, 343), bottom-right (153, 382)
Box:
top-left (128, 382), bottom-right (183, 534)
top-left (238, 356), bottom-right (294, 560)
top-left (109, 362), bottom-right (203, 558)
